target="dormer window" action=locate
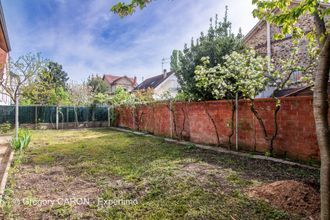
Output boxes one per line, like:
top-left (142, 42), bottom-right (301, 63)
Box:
top-left (291, 71), bottom-right (302, 83)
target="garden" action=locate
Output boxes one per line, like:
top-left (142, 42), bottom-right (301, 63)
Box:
top-left (0, 128), bottom-right (320, 219)
top-left (0, 0), bottom-right (329, 219)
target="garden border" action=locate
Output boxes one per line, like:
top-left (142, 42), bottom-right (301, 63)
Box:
top-left (110, 127), bottom-right (319, 170)
top-left (0, 149), bottom-right (14, 196)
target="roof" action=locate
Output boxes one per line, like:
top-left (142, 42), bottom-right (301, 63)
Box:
top-left (244, 20), bottom-right (265, 44)
top-left (103, 74), bottom-right (137, 86)
top-left (275, 82), bottom-right (330, 97)
top-left (274, 87), bottom-right (304, 97)
top-left (134, 71), bottom-right (174, 91)
top-left (0, 0), bottom-right (10, 52)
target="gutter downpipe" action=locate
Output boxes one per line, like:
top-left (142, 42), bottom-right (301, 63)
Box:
top-left (264, 21), bottom-right (274, 97)
top-left (267, 22), bottom-right (272, 66)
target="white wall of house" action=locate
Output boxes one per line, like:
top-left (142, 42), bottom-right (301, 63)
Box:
top-left (153, 73), bottom-right (180, 100)
top-left (256, 86), bottom-right (275, 98)
top-left (109, 78), bottom-right (135, 93)
top-left (0, 59), bottom-right (10, 105)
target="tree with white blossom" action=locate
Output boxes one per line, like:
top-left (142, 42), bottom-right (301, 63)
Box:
top-left (195, 50), bottom-right (268, 148)
top-left (195, 48), bottom-right (316, 155)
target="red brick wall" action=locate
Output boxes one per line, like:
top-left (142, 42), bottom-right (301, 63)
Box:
top-left (115, 97), bottom-right (330, 161)
top-left (0, 48), bottom-right (7, 79)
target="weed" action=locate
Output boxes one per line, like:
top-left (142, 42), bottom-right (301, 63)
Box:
top-left (185, 143), bottom-right (196, 150)
top-left (48, 204), bottom-right (72, 218)
top-left (0, 122), bottom-right (11, 134)
top-left (226, 172), bottom-right (253, 187)
top-left (11, 129), bottom-right (31, 151)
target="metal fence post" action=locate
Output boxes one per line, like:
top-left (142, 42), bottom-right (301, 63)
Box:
top-left (35, 106), bottom-right (38, 129)
top-left (56, 106), bottom-right (59, 130)
top-left (66, 107), bottom-right (69, 124)
top-left (15, 95), bottom-right (19, 140)
top-left (108, 106), bottom-right (111, 127)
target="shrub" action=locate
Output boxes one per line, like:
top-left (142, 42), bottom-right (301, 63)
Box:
top-left (0, 122), bottom-right (12, 134)
top-left (11, 129), bottom-right (32, 151)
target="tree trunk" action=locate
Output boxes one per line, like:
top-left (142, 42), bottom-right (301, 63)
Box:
top-left (108, 107), bottom-right (111, 127)
top-left (250, 99), bottom-right (281, 156)
top-left (180, 106), bottom-right (187, 140)
top-left (15, 95), bottom-right (19, 140)
top-left (313, 9), bottom-right (330, 219)
top-left (228, 99), bottom-right (236, 149)
top-left (204, 102), bottom-right (220, 146)
top-left (167, 102), bottom-right (177, 138)
top-left (313, 35), bottom-right (330, 220)
top-left (268, 105), bottom-right (280, 155)
top-left (74, 106), bottom-right (79, 128)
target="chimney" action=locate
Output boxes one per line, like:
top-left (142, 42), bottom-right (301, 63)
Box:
top-left (163, 69), bottom-right (167, 79)
top-left (133, 76), bottom-right (137, 85)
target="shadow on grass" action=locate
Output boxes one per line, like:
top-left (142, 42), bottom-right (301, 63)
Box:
top-left (27, 128), bottom-right (319, 187)
top-left (9, 128), bottom-right (318, 219)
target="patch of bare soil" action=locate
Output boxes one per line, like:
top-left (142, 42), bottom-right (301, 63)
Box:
top-left (181, 163), bottom-right (226, 181)
top-left (12, 165), bottom-right (101, 219)
top-left (9, 164), bottom-right (145, 219)
top-left (178, 162), bottom-right (234, 194)
top-left (247, 180), bottom-right (320, 219)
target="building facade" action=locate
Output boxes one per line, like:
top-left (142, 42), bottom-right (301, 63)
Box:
top-left (134, 71), bottom-right (180, 100)
top-left (244, 2), bottom-right (329, 97)
top-left (0, 0), bottom-right (11, 105)
top-left (103, 74), bottom-right (137, 93)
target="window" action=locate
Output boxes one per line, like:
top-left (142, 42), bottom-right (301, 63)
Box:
top-left (291, 71), bottom-right (302, 83)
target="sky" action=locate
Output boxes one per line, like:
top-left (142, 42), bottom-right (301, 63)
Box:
top-left (2, 0), bottom-right (258, 83)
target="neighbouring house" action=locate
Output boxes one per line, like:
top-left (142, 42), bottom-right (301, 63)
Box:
top-left (103, 74), bottom-right (137, 93)
top-left (0, 0), bottom-right (11, 105)
top-left (244, 1), bottom-right (330, 97)
top-left (134, 70), bottom-right (180, 100)
top-left (273, 82), bottom-right (330, 97)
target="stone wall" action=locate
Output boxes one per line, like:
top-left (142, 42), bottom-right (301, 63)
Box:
top-left (244, 14), bottom-right (315, 71)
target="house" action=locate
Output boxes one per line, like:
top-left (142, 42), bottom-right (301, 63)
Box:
top-left (103, 74), bottom-right (137, 93)
top-left (274, 82), bottom-right (330, 97)
top-left (134, 70), bottom-right (180, 100)
top-left (244, 1), bottom-right (329, 97)
top-left (0, 0), bottom-right (11, 105)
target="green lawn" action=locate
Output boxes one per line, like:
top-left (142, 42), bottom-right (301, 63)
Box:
top-left (1, 129), bottom-right (319, 219)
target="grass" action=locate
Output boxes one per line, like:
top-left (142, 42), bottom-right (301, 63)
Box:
top-left (0, 128), bottom-right (319, 219)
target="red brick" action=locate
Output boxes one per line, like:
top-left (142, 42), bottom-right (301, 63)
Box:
top-left (115, 97), bottom-right (330, 161)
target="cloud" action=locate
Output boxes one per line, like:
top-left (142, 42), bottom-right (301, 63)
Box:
top-left (3, 0), bottom-right (258, 83)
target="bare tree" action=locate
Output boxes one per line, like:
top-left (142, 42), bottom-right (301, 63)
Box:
top-left (68, 82), bottom-right (93, 106)
top-left (0, 53), bottom-right (44, 139)
top-left (68, 82), bottom-right (93, 126)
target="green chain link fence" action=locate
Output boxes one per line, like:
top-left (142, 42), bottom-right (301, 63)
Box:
top-left (0, 105), bottom-right (109, 125)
